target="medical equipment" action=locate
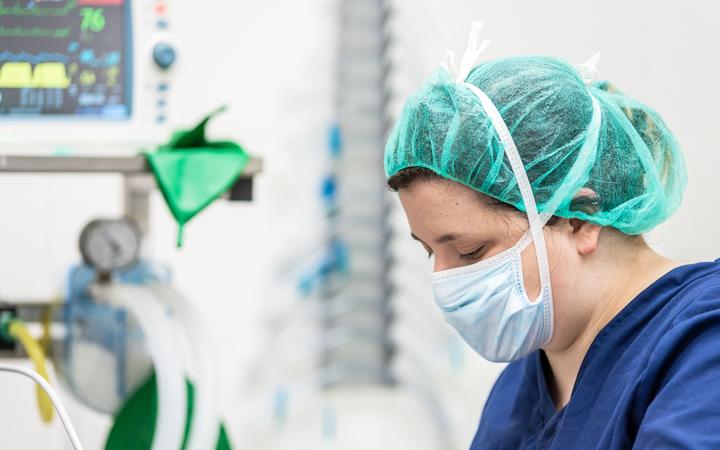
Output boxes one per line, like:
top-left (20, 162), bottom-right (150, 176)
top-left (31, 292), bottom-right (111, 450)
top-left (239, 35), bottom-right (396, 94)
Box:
top-left (0, 216), bottom-right (242, 449)
top-left (1, 0), bottom-right (179, 149)
top-left (57, 256), bottom-right (229, 449)
top-left (61, 262), bottom-right (155, 413)
top-left (0, 152), bottom-right (259, 449)
top-left (0, 1), bottom-right (258, 448)
top-left (322, 0), bottom-right (394, 386)
top-left (79, 218), bottom-right (142, 273)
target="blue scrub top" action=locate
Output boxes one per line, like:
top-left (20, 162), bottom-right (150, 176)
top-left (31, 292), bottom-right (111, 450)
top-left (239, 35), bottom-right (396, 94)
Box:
top-left (472, 260), bottom-right (720, 449)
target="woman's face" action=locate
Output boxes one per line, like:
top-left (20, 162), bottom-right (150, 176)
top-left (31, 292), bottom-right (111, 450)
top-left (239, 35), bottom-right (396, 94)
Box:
top-left (397, 178), bottom-right (594, 351)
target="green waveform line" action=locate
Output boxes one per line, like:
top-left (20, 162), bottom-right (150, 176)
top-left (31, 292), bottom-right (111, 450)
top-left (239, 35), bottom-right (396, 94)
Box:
top-left (0, 26), bottom-right (70, 38)
top-left (0, 0), bottom-right (77, 17)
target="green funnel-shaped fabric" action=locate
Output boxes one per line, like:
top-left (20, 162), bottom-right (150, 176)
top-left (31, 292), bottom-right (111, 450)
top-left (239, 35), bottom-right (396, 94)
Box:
top-left (145, 107), bottom-right (250, 246)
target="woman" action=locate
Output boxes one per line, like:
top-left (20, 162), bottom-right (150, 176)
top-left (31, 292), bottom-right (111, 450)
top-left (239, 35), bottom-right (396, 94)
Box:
top-left (385, 23), bottom-right (719, 449)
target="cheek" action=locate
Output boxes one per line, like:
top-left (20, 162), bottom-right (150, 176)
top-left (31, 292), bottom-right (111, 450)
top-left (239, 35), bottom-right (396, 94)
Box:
top-left (546, 232), bottom-right (579, 297)
top-left (519, 248), bottom-right (542, 300)
top-left (519, 230), bottom-right (576, 301)
top-left (545, 238), bottom-right (582, 334)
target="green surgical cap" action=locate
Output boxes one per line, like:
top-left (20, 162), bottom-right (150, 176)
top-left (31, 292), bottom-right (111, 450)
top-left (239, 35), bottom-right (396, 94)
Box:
top-left (384, 56), bottom-right (687, 234)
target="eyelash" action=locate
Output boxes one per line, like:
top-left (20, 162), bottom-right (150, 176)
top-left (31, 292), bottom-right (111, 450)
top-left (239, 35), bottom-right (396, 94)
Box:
top-left (460, 247), bottom-right (485, 260)
top-left (424, 247), bottom-right (485, 260)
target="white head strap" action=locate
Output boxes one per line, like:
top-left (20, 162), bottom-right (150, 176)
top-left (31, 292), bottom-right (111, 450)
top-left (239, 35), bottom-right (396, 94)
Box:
top-left (576, 52), bottom-right (601, 85)
top-left (445, 21), bottom-right (552, 296)
top-left (441, 22), bottom-right (605, 344)
top-left (442, 21), bottom-right (554, 341)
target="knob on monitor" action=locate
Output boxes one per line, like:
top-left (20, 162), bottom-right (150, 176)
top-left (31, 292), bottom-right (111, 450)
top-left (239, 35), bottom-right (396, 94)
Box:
top-left (152, 42), bottom-right (176, 70)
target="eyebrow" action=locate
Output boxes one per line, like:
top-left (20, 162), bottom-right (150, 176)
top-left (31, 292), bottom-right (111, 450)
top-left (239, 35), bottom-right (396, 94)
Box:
top-left (411, 232), bottom-right (464, 245)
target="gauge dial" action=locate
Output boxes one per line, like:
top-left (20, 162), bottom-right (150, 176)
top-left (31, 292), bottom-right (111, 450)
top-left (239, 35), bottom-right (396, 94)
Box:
top-left (79, 218), bottom-right (141, 272)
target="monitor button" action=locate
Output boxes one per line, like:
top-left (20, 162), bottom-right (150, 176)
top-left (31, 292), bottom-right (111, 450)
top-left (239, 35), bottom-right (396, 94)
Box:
top-left (153, 43), bottom-right (176, 70)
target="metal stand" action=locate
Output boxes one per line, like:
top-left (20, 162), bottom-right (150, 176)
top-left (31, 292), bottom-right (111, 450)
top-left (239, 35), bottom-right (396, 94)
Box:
top-left (321, 0), bottom-right (394, 386)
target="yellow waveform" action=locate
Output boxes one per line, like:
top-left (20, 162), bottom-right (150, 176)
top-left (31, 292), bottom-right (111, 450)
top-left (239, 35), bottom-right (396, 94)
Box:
top-left (0, 62), bottom-right (71, 88)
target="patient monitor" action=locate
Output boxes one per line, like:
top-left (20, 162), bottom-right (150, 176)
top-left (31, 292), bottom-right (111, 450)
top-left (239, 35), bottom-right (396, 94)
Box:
top-left (0, 0), bottom-right (177, 150)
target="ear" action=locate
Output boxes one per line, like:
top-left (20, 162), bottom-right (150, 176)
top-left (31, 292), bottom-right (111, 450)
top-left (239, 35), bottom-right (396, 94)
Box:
top-left (569, 219), bottom-right (602, 255)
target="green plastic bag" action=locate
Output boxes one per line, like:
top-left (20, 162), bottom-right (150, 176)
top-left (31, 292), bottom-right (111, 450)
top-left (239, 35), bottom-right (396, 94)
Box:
top-left (145, 107), bottom-right (250, 246)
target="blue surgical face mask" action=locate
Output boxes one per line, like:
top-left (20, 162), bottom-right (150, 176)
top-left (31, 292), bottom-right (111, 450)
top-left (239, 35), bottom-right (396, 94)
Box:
top-left (430, 227), bottom-right (554, 362)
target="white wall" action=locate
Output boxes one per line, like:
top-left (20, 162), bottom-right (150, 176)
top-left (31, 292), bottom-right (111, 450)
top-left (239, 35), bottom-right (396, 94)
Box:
top-left (0, 1), bottom-right (718, 449)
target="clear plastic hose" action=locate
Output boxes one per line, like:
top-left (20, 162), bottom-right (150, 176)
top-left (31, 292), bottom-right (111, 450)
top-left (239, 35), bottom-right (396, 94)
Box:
top-left (150, 284), bottom-right (221, 450)
top-left (92, 284), bottom-right (186, 450)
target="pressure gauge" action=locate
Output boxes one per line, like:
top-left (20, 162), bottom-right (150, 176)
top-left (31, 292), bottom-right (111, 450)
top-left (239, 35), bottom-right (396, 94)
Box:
top-left (79, 218), bottom-right (142, 272)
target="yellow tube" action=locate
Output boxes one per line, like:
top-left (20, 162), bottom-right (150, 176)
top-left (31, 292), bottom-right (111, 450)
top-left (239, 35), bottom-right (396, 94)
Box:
top-left (39, 299), bottom-right (58, 355)
top-left (8, 320), bottom-right (54, 423)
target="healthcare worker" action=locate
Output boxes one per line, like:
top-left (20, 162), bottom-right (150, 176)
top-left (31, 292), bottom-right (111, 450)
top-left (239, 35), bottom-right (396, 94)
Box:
top-left (385, 22), bottom-right (720, 449)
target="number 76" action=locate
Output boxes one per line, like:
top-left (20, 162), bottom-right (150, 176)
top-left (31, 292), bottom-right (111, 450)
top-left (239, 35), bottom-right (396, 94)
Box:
top-left (79, 7), bottom-right (106, 33)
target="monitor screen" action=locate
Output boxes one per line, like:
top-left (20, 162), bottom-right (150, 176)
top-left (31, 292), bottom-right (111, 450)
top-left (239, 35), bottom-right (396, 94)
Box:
top-left (0, 0), bottom-right (131, 118)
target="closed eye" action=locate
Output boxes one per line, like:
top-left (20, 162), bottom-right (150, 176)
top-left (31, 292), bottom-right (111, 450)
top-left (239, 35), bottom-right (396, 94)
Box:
top-left (460, 246), bottom-right (486, 260)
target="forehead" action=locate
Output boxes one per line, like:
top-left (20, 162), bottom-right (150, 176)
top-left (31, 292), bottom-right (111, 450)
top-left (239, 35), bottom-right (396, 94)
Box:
top-left (397, 179), bottom-right (497, 236)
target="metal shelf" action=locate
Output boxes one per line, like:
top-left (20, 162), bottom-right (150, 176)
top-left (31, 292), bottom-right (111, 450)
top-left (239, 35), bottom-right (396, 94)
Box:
top-left (0, 154), bottom-right (262, 177)
top-left (0, 154), bottom-right (262, 233)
